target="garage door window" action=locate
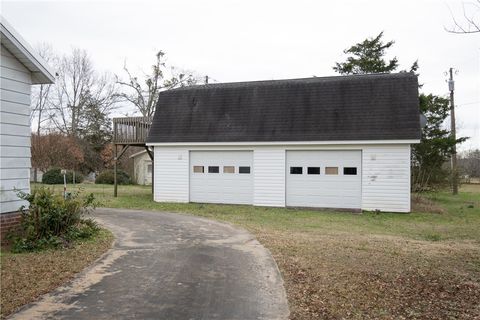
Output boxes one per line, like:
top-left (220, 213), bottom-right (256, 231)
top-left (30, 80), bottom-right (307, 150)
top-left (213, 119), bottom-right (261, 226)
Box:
top-left (223, 166), bottom-right (235, 173)
top-left (307, 167), bottom-right (320, 175)
top-left (193, 166), bottom-right (204, 173)
top-left (290, 167), bottom-right (303, 174)
top-left (208, 166), bottom-right (219, 173)
top-left (239, 166), bottom-right (251, 174)
top-left (325, 167), bottom-right (338, 175)
top-left (343, 167), bottom-right (357, 175)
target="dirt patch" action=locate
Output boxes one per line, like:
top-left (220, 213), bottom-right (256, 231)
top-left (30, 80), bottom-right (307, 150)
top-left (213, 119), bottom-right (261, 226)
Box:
top-left (0, 229), bottom-right (113, 319)
top-left (411, 194), bottom-right (446, 214)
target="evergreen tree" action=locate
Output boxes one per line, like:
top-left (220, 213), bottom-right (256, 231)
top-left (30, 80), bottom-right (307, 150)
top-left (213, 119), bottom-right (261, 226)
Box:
top-left (412, 95), bottom-right (467, 191)
top-left (333, 33), bottom-right (467, 191)
top-left (333, 32), bottom-right (398, 75)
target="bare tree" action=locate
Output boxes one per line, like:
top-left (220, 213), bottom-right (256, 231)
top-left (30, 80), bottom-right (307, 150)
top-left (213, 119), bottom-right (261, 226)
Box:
top-left (459, 149), bottom-right (480, 180)
top-left (49, 48), bottom-right (118, 136)
top-left (446, 0), bottom-right (480, 34)
top-left (31, 133), bottom-right (84, 173)
top-left (116, 51), bottom-right (198, 118)
top-left (31, 43), bottom-right (56, 135)
top-left (30, 44), bottom-right (57, 182)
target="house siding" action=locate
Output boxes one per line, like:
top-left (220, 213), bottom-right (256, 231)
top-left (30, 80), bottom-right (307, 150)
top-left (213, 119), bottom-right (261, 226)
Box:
top-left (253, 148), bottom-right (285, 207)
top-left (132, 152), bottom-right (152, 185)
top-left (362, 145), bottom-right (411, 212)
top-left (0, 44), bottom-right (32, 214)
top-left (153, 147), bottom-right (189, 202)
top-left (152, 144), bottom-right (412, 212)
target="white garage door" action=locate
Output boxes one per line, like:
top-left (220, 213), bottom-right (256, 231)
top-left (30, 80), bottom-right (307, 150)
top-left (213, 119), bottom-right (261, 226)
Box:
top-left (286, 150), bottom-right (361, 209)
top-left (190, 151), bottom-right (253, 205)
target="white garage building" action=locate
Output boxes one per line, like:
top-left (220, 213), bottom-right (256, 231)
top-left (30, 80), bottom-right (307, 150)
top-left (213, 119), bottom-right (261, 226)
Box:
top-left (147, 73), bottom-right (420, 212)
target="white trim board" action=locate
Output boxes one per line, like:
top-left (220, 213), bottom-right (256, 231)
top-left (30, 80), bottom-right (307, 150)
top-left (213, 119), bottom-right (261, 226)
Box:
top-left (147, 139), bottom-right (420, 147)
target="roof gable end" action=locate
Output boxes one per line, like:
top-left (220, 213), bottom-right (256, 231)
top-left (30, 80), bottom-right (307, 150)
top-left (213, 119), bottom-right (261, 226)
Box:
top-left (0, 15), bottom-right (55, 84)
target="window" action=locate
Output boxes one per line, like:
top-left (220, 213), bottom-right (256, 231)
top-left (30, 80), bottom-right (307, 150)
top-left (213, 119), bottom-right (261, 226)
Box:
top-left (307, 167), bottom-right (320, 175)
top-left (208, 166), bottom-right (219, 173)
top-left (193, 166), bottom-right (204, 173)
top-left (290, 167), bottom-right (303, 174)
top-left (343, 167), bottom-right (357, 175)
top-left (147, 164), bottom-right (153, 174)
top-left (325, 167), bottom-right (338, 175)
top-left (223, 166), bottom-right (235, 173)
top-left (239, 166), bottom-right (251, 174)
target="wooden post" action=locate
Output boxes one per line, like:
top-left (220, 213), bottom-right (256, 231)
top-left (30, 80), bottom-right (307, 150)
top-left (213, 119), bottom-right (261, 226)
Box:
top-left (114, 145), bottom-right (118, 197)
top-left (144, 146), bottom-right (154, 198)
top-left (449, 68), bottom-right (458, 195)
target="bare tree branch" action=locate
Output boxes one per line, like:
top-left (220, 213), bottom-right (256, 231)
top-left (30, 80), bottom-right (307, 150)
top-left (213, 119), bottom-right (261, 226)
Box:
top-left (30, 43), bottom-right (55, 135)
top-left (116, 50), bottom-right (200, 117)
top-left (49, 48), bottom-right (119, 136)
top-left (445, 0), bottom-right (480, 34)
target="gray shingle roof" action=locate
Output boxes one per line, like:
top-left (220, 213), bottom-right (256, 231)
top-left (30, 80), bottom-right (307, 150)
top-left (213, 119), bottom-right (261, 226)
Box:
top-left (147, 72), bottom-right (420, 143)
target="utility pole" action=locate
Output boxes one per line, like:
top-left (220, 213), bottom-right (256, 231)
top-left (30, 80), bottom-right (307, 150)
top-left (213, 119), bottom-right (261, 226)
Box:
top-left (448, 68), bottom-right (458, 195)
top-left (205, 75), bottom-right (209, 84)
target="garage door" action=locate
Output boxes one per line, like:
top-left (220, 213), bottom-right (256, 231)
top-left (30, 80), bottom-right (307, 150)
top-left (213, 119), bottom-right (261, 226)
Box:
top-left (190, 151), bottom-right (253, 205)
top-left (286, 150), bottom-right (361, 209)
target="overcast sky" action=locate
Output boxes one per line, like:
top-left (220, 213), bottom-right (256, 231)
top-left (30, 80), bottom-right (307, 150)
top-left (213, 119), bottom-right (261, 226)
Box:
top-left (2, 0), bottom-right (479, 150)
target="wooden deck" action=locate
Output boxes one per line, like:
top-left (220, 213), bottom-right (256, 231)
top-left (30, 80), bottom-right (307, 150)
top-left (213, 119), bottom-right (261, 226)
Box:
top-left (112, 116), bottom-right (154, 197)
top-left (112, 116), bottom-right (152, 146)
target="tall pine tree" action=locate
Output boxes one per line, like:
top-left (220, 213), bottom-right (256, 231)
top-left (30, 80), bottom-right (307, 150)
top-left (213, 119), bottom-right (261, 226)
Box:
top-left (333, 32), bottom-right (398, 74)
top-left (334, 33), bottom-right (466, 191)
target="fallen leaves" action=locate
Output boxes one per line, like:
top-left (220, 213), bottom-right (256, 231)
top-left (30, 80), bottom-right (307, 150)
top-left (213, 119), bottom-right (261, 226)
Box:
top-left (260, 231), bottom-right (480, 320)
top-left (0, 229), bottom-right (113, 318)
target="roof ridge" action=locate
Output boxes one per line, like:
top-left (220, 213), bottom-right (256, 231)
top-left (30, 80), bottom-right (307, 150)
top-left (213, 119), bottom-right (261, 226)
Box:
top-left (167, 72), bottom-right (416, 92)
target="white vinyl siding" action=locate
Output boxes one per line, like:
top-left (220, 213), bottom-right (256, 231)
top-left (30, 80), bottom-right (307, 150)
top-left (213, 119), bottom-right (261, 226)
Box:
top-left (153, 147), bottom-right (189, 202)
top-left (0, 44), bottom-right (32, 214)
top-left (253, 148), bottom-right (285, 207)
top-left (152, 144), bottom-right (413, 212)
top-left (362, 145), bottom-right (411, 212)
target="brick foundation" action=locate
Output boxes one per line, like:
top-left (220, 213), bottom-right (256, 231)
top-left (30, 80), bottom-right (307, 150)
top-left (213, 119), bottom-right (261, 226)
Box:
top-left (1, 211), bottom-right (22, 243)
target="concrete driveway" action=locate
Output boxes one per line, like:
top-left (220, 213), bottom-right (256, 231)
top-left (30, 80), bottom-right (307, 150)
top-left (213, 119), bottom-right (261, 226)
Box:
top-left (11, 208), bottom-right (289, 320)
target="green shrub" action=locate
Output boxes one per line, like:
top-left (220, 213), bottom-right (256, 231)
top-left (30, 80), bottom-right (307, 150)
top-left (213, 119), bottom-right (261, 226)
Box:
top-left (95, 169), bottom-right (131, 185)
top-left (10, 187), bottom-right (99, 252)
top-left (42, 168), bottom-right (84, 184)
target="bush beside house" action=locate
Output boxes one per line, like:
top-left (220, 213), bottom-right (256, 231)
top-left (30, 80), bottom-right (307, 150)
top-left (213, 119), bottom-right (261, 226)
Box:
top-left (9, 187), bottom-right (100, 252)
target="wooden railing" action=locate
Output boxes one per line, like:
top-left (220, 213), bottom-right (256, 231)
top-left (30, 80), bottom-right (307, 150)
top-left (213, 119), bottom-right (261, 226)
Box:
top-left (112, 116), bottom-right (152, 145)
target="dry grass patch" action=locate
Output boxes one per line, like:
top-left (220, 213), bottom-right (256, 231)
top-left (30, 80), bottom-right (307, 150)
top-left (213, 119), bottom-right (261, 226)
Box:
top-left (0, 229), bottom-right (113, 319)
top-left (32, 183), bottom-right (480, 319)
top-left (259, 231), bottom-right (480, 320)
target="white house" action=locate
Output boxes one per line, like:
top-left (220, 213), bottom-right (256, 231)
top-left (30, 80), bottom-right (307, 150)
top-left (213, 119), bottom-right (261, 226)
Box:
top-left (130, 150), bottom-right (153, 185)
top-left (0, 16), bottom-right (55, 218)
top-left (146, 73), bottom-right (420, 213)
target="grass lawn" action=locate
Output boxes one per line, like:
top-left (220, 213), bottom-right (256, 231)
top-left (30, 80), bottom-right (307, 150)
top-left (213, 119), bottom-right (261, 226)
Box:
top-left (33, 182), bottom-right (480, 319)
top-left (0, 229), bottom-right (113, 319)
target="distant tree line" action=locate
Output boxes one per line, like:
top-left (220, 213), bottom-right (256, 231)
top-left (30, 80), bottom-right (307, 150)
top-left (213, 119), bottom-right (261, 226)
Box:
top-left (459, 149), bottom-right (480, 181)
